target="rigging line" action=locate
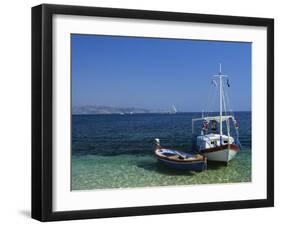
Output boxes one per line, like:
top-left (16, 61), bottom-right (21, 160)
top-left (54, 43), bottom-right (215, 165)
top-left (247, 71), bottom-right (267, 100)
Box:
top-left (214, 83), bottom-right (220, 115)
top-left (223, 81), bottom-right (230, 115)
top-left (222, 81), bottom-right (228, 111)
top-left (210, 77), bottom-right (220, 116)
top-left (223, 81), bottom-right (231, 136)
top-left (222, 82), bottom-right (230, 136)
top-left (209, 83), bottom-right (218, 116)
top-left (225, 85), bottom-right (236, 138)
top-left (215, 79), bottom-right (220, 114)
top-left (223, 81), bottom-right (234, 136)
top-left (207, 81), bottom-right (217, 116)
top-left (204, 80), bottom-right (215, 117)
top-left (204, 85), bottom-right (211, 117)
top-left (222, 81), bottom-right (227, 117)
top-left (224, 81), bottom-right (233, 116)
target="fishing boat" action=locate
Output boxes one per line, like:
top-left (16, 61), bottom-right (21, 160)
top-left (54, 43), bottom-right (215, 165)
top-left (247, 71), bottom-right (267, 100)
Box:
top-left (192, 65), bottom-right (241, 163)
top-left (154, 138), bottom-right (207, 171)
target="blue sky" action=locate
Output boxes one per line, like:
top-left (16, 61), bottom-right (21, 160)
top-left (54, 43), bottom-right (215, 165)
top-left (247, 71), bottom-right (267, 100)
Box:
top-left (72, 34), bottom-right (251, 112)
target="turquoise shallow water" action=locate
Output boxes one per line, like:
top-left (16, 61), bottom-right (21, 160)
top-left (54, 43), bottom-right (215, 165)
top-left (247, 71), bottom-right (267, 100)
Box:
top-left (72, 112), bottom-right (251, 190)
top-left (72, 150), bottom-right (251, 190)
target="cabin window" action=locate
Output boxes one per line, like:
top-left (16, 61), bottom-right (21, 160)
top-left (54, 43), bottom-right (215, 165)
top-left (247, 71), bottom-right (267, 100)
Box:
top-left (211, 141), bottom-right (214, 144)
top-left (223, 140), bottom-right (228, 144)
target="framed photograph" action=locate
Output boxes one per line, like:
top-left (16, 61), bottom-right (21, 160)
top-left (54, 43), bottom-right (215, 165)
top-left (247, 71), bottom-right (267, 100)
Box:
top-left (32, 4), bottom-right (274, 221)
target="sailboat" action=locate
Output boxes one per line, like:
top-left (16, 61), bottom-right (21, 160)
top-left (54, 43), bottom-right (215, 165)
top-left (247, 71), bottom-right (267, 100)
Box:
top-left (169, 104), bottom-right (177, 114)
top-left (192, 64), bottom-right (241, 163)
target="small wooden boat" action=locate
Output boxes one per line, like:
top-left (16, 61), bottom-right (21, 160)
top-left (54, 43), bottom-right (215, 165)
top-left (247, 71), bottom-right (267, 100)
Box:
top-left (154, 139), bottom-right (207, 171)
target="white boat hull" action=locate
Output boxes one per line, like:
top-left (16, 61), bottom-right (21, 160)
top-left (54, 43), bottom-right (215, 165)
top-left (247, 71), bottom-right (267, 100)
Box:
top-left (202, 148), bottom-right (237, 162)
top-left (200, 144), bottom-right (239, 163)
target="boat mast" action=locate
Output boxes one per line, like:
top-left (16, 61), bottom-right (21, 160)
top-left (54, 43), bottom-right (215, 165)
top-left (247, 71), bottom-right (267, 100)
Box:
top-left (219, 64), bottom-right (223, 143)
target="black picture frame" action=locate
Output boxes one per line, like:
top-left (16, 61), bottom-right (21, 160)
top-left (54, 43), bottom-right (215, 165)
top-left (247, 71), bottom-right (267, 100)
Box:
top-left (32, 3), bottom-right (274, 222)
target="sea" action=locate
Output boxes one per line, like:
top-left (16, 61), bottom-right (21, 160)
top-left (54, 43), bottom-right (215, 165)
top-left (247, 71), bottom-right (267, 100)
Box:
top-left (71, 112), bottom-right (251, 190)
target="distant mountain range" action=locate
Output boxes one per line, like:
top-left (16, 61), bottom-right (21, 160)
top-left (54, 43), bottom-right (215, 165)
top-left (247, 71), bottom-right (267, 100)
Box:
top-left (72, 105), bottom-right (161, 115)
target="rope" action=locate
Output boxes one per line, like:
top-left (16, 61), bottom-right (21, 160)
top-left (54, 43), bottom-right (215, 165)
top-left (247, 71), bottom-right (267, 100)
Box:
top-left (204, 80), bottom-right (217, 117)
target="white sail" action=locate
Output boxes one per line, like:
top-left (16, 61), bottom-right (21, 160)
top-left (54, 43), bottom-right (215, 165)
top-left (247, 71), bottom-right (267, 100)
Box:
top-left (170, 104), bottom-right (177, 114)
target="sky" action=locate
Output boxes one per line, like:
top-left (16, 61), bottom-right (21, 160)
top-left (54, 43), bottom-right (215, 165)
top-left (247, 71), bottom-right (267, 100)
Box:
top-left (71, 34), bottom-right (251, 112)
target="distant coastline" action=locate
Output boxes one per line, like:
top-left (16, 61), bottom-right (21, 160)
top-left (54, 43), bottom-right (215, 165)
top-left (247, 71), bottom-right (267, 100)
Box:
top-left (72, 105), bottom-right (161, 115)
top-left (72, 105), bottom-right (251, 115)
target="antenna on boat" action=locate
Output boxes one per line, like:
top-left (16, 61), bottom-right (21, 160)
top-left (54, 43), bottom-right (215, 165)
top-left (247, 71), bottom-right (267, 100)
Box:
top-left (219, 63), bottom-right (222, 75)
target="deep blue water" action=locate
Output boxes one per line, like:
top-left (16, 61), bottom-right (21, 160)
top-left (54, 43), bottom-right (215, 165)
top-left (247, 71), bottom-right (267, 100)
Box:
top-left (72, 112), bottom-right (251, 156)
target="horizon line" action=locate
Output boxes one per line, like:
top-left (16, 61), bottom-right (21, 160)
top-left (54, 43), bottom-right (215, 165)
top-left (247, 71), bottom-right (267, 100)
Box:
top-left (72, 110), bottom-right (251, 114)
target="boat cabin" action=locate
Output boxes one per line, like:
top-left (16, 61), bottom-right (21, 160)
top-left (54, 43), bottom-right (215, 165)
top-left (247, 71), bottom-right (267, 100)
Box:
top-left (195, 133), bottom-right (234, 150)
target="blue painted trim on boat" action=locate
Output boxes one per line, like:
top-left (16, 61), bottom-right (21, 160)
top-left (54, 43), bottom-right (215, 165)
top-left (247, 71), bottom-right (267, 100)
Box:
top-left (157, 158), bottom-right (206, 171)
